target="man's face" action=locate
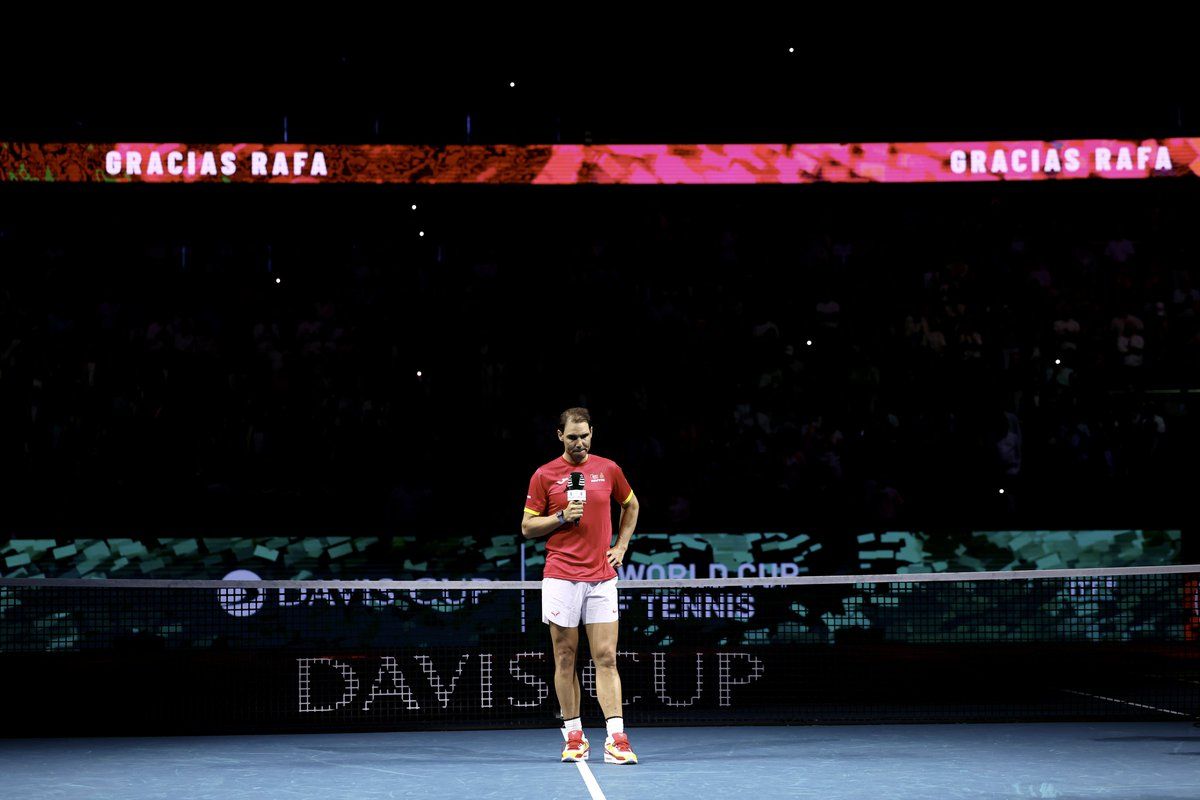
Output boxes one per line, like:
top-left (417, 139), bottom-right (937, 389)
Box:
top-left (557, 421), bottom-right (592, 463)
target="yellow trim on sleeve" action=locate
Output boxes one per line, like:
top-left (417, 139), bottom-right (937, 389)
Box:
top-left (621, 491), bottom-right (636, 506)
top-left (524, 507), bottom-right (541, 516)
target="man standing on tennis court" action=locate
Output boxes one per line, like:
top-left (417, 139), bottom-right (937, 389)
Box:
top-left (521, 407), bottom-right (640, 764)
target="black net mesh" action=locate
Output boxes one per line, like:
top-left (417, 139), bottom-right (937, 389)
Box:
top-left (1, 569), bottom-right (1197, 735)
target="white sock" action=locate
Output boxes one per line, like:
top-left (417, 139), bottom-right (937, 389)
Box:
top-left (606, 717), bottom-right (624, 736)
top-left (563, 717), bottom-right (582, 733)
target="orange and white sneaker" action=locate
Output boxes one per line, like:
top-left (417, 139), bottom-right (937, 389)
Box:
top-left (603, 732), bottom-right (638, 764)
top-left (561, 729), bottom-right (589, 762)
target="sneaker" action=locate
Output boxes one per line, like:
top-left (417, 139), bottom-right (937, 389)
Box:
top-left (561, 729), bottom-right (589, 762)
top-left (603, 732), bottom-right (638, 764)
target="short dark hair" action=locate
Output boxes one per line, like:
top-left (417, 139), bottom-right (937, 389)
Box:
top-left (558, 407), bottom-right (592, 431)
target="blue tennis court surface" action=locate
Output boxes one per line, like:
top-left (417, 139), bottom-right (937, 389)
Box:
top-left (2, 723), bottom-right (1197, 799)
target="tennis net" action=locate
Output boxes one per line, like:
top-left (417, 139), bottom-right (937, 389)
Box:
top-left (1, 566), bottom-right (1197, 735)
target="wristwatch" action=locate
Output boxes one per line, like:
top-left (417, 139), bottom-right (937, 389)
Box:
top-left (556, 509), bottom-right (567, 525)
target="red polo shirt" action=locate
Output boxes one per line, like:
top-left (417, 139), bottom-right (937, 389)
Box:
top-left (524, 454), bottom-right (634, 581)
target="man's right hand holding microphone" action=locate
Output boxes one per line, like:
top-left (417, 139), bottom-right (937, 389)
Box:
top-left (562, 500), bottom-right (584, 526)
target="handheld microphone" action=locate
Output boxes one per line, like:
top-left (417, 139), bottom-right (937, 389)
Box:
top-left (567, 472), bottom-right (586, 526)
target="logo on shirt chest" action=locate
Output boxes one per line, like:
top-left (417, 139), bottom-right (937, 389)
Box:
top-left (551, 473), bottom-right (609, 498)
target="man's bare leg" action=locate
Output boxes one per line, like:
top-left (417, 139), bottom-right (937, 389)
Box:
top-left (585, 620), bottom-right (622, 717)
top-left (550, 622), bottom-right (581, 718)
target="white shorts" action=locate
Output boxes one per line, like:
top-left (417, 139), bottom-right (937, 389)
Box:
top-left (541, 577), bottom-right (619, 627)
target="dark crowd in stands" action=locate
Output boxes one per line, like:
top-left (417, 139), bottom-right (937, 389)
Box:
top-left (1, 180), bottom-right (1198, 533)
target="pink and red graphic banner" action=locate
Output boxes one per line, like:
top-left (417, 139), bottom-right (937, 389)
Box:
top-left (2, 139), bottom-right (1199, 185)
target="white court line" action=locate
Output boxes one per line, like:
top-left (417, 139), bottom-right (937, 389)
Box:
top-left (575, 759), bottom-right (607, 800)
top-left (562, 727), bottom-right (607, 800)
top-left (1061, 688), bottom-right (1191, 717)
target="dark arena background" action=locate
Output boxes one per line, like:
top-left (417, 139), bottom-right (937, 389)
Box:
top-left (1, 41), bottom-right (1198, 799)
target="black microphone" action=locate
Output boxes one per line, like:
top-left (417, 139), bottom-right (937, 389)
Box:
top-left (567, 471), bottom-right (586, 526)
